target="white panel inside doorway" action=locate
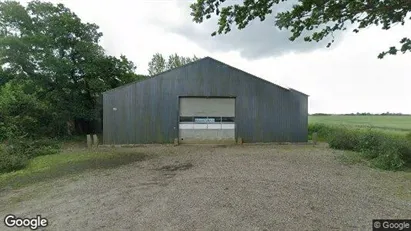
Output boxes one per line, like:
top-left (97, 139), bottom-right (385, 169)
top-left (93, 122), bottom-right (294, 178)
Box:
top-left (179, 97), bottom-right (235, 143)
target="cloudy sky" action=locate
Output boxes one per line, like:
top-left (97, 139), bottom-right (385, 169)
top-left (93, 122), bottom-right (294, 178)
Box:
top-left (20, 0), bottom-right (411, 114)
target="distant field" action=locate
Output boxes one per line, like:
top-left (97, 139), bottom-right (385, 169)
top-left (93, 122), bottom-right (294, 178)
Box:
top-left (309, 115), bottom-right (411, 134)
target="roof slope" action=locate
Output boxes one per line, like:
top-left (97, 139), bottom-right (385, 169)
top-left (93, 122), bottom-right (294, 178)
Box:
top-left (103, 56), bottom-right (308, 96)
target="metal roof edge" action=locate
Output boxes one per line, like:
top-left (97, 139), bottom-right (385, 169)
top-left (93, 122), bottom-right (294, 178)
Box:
top-left (102, 56), bottom-right (309, 97)
top-left (288, 88), bottom-right (309, 97)
top-left (206, 57), bottom-right (308, 96)
top-left (103, 56), bottom-right (211, 95)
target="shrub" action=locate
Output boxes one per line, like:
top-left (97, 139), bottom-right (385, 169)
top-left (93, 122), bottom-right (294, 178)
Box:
top-left (327, 127), bottom-right (359, 151)
top-left (0, 145), bottom-right (29, 173)
top-left (318, 125), bottom-right (411, 171)
top-left (0, 138), bottom-right (61, 173)
top-left (406, 131), bottom-right (411, 142)
top-left (6, 138), bottom-right (61, 159)
top-left (355, 130), bottom-right (388, 157)
top-left (308, 123), bottom-right (336, 141)
top-left (361, 133), bottom-right (410, 168)
top-left (370, 148), bottom-right (405, 170)
top-left (390, 137), bottom-right (411, 164)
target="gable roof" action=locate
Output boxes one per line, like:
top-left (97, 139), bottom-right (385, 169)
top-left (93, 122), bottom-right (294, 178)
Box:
top-left (103, 56), bottom-right (308, 97)
top-left (204, 57), bottom-right (309, 97)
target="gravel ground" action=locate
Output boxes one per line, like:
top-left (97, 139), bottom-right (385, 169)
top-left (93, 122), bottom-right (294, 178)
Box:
top-left (1, 144), bottom-right (410, 231)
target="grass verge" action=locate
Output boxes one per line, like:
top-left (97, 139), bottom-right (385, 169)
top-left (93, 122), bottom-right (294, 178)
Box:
top-left (0, 149), bottom-right (148, 190)
top-left (336, 150), bottom-right (366, 165)
top-left (309, 123), bottom-right (411, 171)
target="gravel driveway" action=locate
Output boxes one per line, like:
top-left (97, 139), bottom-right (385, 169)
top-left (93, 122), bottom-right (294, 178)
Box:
top-left (1, 144), bottom-right (410, 230)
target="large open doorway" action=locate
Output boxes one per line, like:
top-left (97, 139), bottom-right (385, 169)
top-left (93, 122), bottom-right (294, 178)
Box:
top-left (178, 97), bottom-right (235, 144)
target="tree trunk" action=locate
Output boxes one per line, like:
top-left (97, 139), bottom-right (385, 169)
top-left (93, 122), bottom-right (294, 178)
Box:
top-left (75, 118), bottom-right (84, 134)
top-left (66, 120), bottom-right (75, 136)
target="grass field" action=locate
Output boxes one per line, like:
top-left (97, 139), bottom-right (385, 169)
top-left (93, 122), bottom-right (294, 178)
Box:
top-left (0, 149), bottom-right (148, 190)
top-left (309, 115), bottom-right (411, 135)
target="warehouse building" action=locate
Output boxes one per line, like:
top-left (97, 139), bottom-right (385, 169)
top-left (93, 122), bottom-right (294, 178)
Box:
top-left (103, 57), bottom-right (308, 144)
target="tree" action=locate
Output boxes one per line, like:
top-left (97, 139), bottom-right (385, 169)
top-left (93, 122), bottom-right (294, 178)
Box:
top-left (0, 1), bottom-right (145, 136)
top-left (190, 0), bottom-right (411, 58)
top-left (148, 53), bottom-right (167, 76)
top-left (148, 53), bottom-right (200, 76)
top-left (166, 53), bottom-right (200, 70)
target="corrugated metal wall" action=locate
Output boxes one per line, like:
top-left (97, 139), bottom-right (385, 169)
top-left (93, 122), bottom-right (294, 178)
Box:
top-left (103, 57), bottom-right (308, 144)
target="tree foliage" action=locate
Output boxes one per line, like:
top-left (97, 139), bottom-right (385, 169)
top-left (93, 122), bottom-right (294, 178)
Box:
top-left (148, 53), bottom-right (200, 76)
top-left (0, 80), bottom-right (51, 140)
top-left (148, 53), bottom-right (166, 76)
top-left (190, 0), bottom-right (411, 58)
top-left (0, 1), bottom-right (146, 138)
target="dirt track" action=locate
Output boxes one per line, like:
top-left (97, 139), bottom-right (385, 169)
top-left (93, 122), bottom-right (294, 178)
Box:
top-left (1, 144), bottom-right (410, 230)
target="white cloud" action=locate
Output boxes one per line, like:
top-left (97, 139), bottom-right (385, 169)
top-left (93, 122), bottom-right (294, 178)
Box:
top-left (19, 0), bottom-right (411, 114)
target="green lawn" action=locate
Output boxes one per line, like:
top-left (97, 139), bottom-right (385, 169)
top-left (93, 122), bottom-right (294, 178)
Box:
top-left (0, 149), bottom-right (148, 190)
top-left (309, 115), bottom-right (411, 134)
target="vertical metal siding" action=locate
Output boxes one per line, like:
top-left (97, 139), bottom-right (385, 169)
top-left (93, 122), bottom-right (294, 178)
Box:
top-left (103, 57), bottom-right (308, 144)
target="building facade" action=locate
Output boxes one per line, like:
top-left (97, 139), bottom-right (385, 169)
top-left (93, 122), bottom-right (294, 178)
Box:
top-left (103, 57), bottom-right (308, 144)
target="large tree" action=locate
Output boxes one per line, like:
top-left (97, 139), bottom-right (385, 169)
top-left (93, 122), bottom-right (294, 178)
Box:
top-left (148, 53), bottom-right (200, 76)
top-left (190, 0), bottom-right (411, 58)
top-left (0, 1), bottom-right (145, 136)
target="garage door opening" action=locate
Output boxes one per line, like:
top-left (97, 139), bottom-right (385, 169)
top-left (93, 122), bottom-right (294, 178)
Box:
top-left (179, 97), bottom-right (235, 144)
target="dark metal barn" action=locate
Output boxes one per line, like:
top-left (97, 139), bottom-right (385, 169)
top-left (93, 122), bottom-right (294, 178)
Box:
top-left (103, 57), bottom-right (308, 144)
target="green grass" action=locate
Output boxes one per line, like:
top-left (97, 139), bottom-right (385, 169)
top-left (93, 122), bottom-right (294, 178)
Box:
top-left (337, 149), bottom-right (411, 171)
top-left (309, 115), bottom-right (411, 135)
top-left (0, 149), bottom-right (148, 190)
top-left (336, 150), bottom-right (368, 165)
top-left (309, 123), bottom-right (411, 171)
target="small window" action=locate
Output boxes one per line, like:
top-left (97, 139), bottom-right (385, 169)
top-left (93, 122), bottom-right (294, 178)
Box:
top-left (207, 117), bottom-right (222, 123)
top-left (180, 116), bottom-right (194, 122)
top-left (222, 117), bottom-right (235, 122)
top-left (194, 117), bottom-right (211, 123)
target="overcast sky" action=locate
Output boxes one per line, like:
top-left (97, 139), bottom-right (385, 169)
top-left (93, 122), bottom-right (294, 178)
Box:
top-left (20, 0), bottom-right (411, 114)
